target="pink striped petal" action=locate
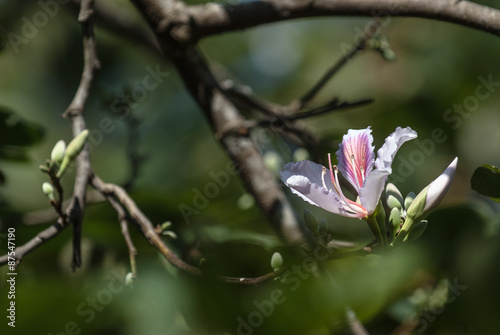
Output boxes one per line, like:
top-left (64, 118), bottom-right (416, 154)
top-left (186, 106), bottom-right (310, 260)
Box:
top-left (336, 127), bottom-right (375, 192)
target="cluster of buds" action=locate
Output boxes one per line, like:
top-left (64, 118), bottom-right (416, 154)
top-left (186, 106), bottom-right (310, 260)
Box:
top-left (40, 130), bottom-right (89, 201)
top-left (389, 157), bottom-right (458, 245)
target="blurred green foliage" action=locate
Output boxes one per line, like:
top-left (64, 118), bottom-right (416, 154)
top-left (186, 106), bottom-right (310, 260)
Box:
top-left (1, 1), bottom-right (500, 334)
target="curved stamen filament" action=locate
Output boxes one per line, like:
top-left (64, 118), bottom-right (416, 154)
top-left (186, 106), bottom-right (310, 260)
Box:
top-left (327, 153), bottom-right (368, 216)
top-left (321, 166), bottom-right (331, 192)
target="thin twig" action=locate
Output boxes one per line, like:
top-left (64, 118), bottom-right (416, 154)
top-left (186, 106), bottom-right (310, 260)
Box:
top-left (102, 191), bottom-right (138, 278)
top-left (296, 19), bottom-right (382, 109)
top-left (90, 174), bottom-right (285, 285)
top-left (22, 190), bottom-right (105, 225)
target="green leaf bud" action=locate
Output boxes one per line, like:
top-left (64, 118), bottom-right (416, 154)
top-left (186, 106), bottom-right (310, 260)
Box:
top-left (125, 272), bottom-right (134, 286)
top-left (50, 140), bottom-right (66, 165)
top-left (271, 252), bottom-right (283, 271)
top-left (404, 192), bottom-right (416, 210)
top-left (162, 231), bottom-right (177, 239)
top-left (387, 195), bottom-right (402, 210)
top-left (42, 182), bottom-right (55, 201)
top-left (56, 130), bottom-right (89, 178)
top-left (389, 207), bottom-right (402, 240)
top-left (406, 187), bottom-right (428, 222)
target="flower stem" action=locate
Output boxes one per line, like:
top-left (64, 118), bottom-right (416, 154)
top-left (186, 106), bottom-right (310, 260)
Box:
top-left (392, 217), bottom-right (415, 246)
top-left (365, 216), bottom-right (384, 247)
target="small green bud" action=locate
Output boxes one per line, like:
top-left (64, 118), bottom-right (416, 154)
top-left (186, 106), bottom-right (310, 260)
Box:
top-left (271, 252), bottom-right (283, 271)
top-left (50, 140), bottom-right (66, 165)
top-left (293, 148), bottom-right (309, 162)
top-left (404, 192), bottom-right (416, 210)
top-left (160, 221), bottom-right (172, 231)
top-left (303, 209), bottom-right (319, 236)
top-left (56, 130), bottom-right (89, 178)
top-left (406, 187), bottom-right (428, 222)
top-left (382, 49), bottom-right (396, 62)
top-left (237, 193), bottom-right (255, 210)
top-left (404, 220), bottom-right (428, 243)
top-left (389, 207), bottom-right (402, 240)
top-left (125, 272), bottom-right (134, 286)
top-left (42, 182), bottom-right (55, 201)
top-left (387, 195), bottom-right (402, 210)
top-left (263, 151), bottom-right (281, 174)
top-left (162, 231), bottom-right (177, 239)
top-left (386, 182), bottom-right (403, 205)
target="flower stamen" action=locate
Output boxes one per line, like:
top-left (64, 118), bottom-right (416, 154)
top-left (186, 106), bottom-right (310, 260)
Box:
top-left (321, 166), bottom-right (330, 192)
top-left (328, 153), bottom-right (367, 216)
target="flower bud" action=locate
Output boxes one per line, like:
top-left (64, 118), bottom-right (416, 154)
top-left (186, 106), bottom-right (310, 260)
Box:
top-left (161, 221), bottom-right (172, 231)
top-left (42, 182), bottom-right (55, 201)
top-left (263, 151), bottom-right (281, 174)
top-left (271, 252), bottom-right (283, 271)
top-left (386, 183), bottom-right (403, 208)
top-left (406, 157), bottom-right (458, 222)
top-left (56, 130), bottom-right (89, 178)
top-left (125, 272), bottom-right (134, 286)
top-left (393, 158), bottom-right (458, 246)
top-left (293, 148), bottom-right (309, 162)
top-left (389, 207), bottom-right (402, 240)
top-left (387, 195), bottom-right (402, 210)
top-left (50, 140), bottom-right (66, 165)
top-left (404, 192), bottom-right (416, 210)
top-left (162, 231), bottom-right (177, 239)
top-left (237, 193), bottom-right (255, 210)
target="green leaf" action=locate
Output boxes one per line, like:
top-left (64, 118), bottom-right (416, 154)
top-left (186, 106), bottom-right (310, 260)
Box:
top-left (471, 164), bottom-right (500, 202)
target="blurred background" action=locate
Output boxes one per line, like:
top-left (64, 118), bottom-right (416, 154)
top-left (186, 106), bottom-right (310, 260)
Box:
top-left (1, 0), bottom-right (500, 334)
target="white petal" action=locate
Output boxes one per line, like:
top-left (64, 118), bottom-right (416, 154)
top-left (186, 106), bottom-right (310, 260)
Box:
top-left (424, 157), bottom-right (458, 212)
top-left (280, 161), bottom-right (358, 217)
top-left (359, 169), bottom-right (389, 214)
top-left (375, 126), bottom-right (418, 173)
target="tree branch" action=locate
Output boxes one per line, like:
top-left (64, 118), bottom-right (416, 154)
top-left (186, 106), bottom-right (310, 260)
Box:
top-left (151, 0), bottom-right (500, 45)
top-left (63, 0), bottom-right (100, 270)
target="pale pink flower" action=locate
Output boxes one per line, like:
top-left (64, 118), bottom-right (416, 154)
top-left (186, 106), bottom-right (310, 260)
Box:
top-left (280, 127), bottom-right (417, 218)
